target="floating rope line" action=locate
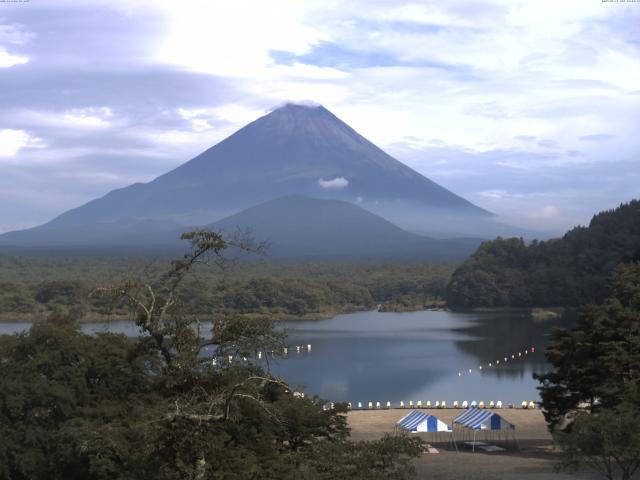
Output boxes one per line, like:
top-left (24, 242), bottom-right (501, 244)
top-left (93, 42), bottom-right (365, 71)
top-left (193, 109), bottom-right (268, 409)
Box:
top-left (218, 343), bottom-right (313, 364)
top-left (457, 345), bottom-right (536, 377)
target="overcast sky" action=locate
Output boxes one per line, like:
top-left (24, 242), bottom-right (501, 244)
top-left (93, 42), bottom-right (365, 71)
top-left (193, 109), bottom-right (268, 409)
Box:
top-left (0, 0), bottom-right (639, 235)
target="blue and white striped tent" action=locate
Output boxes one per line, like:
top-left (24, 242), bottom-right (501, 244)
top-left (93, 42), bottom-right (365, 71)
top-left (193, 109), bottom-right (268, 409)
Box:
top-left (453, 409), bottom-right (514, 431)
top-left (397, 410), bottom-right (451, 433)
top-left (452, 409), bottom-right (518, 451)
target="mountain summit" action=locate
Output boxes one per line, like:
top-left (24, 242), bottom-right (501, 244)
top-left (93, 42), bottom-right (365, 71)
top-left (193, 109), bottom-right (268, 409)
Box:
top-left (1, 103), bottom-right (500, 247)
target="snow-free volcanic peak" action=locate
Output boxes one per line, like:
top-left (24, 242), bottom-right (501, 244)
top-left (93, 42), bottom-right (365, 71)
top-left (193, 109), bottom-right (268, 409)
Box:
top-left (0, 103), bottom-right (501, 247)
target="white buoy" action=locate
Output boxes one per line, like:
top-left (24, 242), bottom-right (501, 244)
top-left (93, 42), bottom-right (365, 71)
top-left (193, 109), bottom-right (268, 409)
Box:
top-left (376, 401), bottom-right (381, 409)
top-left (504, 357), bottom-right (508, 362)
top-left (496, 360), bottom-right (500, 364)
top-left (489, 362), bottom-right (492, 367)
top-left (479, 401), bottom-right (485, 409)
top-left (211, 357), bottom-right (217, 366)
top-left (435, 401), bottom-right (440, 408)
top-left (417, 400), bottom-right (422, 407)
top-left (409, 400), bottom-right (413, 407)
top-left (458, 372), bottom-right (462, 377)
top-left (489, 400), bottom-right (495, 408)
top-left (386, 401), bottom-right (391, 408)
top-left (462, 401), bottom-right (469, 408)
top-left (400, 401), bottom-right (405, 408)
top-left (518, 352), bottom-right (521, 357)
top-left (479, 366), bottom-right (483, 370)
top-left (368, 401), bottom-right (373, 409)
top-left (521, 401), bottom-right (528, 409)
top-left (511, 354), bottom-right (515, 359)
top-left (453, 401), bottom-right (459, 408)
top-left (358, 402), bottom-right (363, 409)
top-left (257, 351), bottom-right (262, 359)
top-left (441, 401), bottom-right (447, 409)
top-left (426, 401), bottom-right (431, 408)
top-left (347, 402), bottom-right (352, 410)
top-left (529, 401), bottom-right (536, 409)
top-left (496, 401), bottom-right (503, 409)
top-left (525, 350), bottom-right (528, 354)
top-left (284, 347), bottom-right (288, 355)
top-left (228, 355), bottom-right (233, 363)
top-left (307, 344), bottom-right (311, 352)
top-left (468, 368), bottom-right (473, 373)
top-left (243, 357), bottom-right (247, 362)
top-left (296, 346), bottom-right (301, 353)
top-left (330, 402), bottom-right (334, 409)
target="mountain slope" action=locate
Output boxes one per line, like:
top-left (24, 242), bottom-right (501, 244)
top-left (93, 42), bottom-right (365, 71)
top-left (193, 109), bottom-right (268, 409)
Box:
top-left (0, 103), bottom-right (497, 246)
top-left (208, 195), bottom-right (481, 260)
top-left (446, 199), bottom-right (640, 308)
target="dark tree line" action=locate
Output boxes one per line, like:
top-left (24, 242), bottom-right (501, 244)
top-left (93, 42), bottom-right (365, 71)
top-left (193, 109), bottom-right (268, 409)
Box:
top-left (0, 259), bottom-right (455, 320)
top-left (447, 200), bottom-right (640, 308)
top-left (536, 263), bottom-right (640, 480)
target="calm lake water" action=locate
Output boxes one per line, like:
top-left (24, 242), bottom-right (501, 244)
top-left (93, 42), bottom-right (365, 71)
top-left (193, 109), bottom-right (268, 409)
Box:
top-left (0, 309), bottom-right (572, 405)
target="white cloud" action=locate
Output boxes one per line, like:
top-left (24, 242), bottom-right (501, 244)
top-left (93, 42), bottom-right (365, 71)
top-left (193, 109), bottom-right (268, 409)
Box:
top-left (318, 177), bottom-right (349, 189)
top-left (154, 0), bottom-right (327, 77)
top-left (529, 205), bottom-right (561, 220)
top-left (11, 107), bottom-right (114, 129)
top-left (0, 129), bottom-right (39, 157)
top-left (0, 48), bottom-right (28, 68)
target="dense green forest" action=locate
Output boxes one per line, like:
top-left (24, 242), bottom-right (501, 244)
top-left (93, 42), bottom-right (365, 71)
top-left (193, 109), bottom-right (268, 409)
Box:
top-left (446, 200), bottom-right (640, 308)
top-left (0, 256), bottom-right (455, 321)
top-left (0, 231), bottom-right (422, 479)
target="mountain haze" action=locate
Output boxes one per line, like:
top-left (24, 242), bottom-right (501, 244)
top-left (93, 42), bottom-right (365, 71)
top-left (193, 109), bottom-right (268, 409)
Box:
top-left (210, 195), bottom-right (481, 260)
top-left (0, 103), bottom-right (506, 250)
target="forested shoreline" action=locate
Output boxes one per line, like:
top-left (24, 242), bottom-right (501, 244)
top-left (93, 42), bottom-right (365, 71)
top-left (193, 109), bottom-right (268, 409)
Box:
top-left (446, 200), bottom-right (640, 309)
top-left (0, 257), bottom-right (455, 321)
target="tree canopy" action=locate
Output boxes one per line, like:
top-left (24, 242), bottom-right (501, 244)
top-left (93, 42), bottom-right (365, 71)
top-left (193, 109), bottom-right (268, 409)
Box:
top-left (446, 200), bottom-right (640, 308)
top-left (0, 230), bottom-right (423, 480)
top-left (535, 263), bottom-right (640, 480)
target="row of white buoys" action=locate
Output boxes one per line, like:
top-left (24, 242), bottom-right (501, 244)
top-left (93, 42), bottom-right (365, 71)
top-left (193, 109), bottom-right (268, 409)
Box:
top-left (349, 399), bottom-right (538, 410)
top-left (457, 346), bottom-right (536, 377)
top-left (282, 344), bottom-right (312, 355)
top-left (221, 343), bottom-right (313, 364)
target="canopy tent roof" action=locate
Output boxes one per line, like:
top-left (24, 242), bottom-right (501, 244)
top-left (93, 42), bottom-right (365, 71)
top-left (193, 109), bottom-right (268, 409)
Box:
top-left (453, 409), bottom-right (514, 431)
top-left (397, 410), bottom-right (451, 433)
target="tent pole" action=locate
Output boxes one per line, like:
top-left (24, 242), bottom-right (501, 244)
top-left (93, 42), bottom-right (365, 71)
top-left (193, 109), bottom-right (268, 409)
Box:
top-left (473, 430), bottom-right (476, 452)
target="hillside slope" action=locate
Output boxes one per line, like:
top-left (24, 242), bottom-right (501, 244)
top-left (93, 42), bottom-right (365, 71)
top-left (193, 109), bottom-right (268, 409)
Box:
top-left (446, 200), bottom-right (640, 308)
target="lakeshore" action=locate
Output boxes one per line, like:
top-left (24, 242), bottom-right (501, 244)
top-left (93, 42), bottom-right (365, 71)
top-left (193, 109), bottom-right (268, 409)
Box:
top-left (348, 409), bottom-right (599, 479)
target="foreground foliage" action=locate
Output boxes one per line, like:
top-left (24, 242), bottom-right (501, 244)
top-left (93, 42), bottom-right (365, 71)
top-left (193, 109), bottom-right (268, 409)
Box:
top-left (0, 231), bottom-right (423, 479)
top-left (447, 200), bottom-right (640, 308)
top-left (536, 263), bottom-right (640, 480)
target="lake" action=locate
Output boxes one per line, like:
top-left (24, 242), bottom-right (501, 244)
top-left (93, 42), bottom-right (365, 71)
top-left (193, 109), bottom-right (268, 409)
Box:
top-left (0, 309), bottom-right (571, 406)
top-left (272, 309), bottom-right (572, 406)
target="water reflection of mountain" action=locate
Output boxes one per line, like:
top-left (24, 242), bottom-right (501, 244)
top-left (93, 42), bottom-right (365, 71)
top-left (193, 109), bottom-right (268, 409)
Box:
top-left (453, 310), bottom-right (576, 380)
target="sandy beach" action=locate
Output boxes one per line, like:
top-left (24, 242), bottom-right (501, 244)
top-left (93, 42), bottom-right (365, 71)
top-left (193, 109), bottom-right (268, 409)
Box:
top-left (347, 409), bottom-right (600, 480)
